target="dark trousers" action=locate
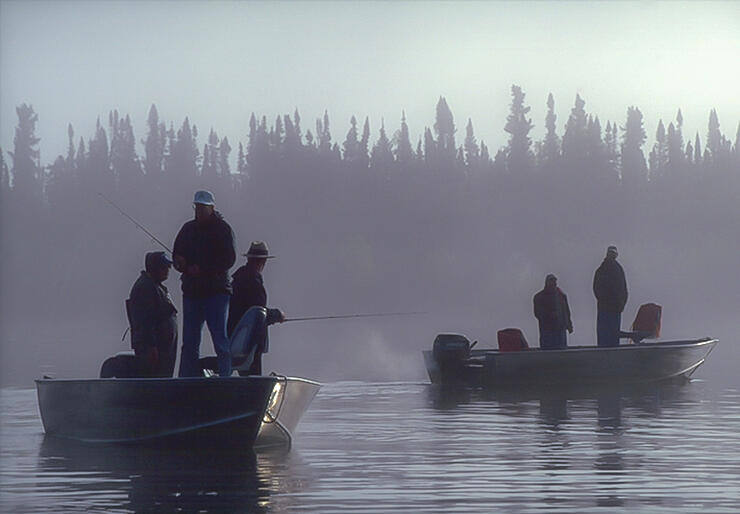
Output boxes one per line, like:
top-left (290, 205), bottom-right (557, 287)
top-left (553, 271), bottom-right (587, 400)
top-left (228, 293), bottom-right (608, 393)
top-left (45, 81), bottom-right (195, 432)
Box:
top-left (597, 310), bottom-right (621, 347)
top-left (540, 329), bottom-right (567, 350)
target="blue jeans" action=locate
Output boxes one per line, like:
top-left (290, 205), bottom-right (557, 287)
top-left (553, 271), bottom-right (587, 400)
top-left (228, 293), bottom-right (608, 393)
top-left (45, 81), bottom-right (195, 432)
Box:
top-left (540, 329), bottom-right (567, 350)
top-left (597, 311), bottom-right (621, 347)
top-left (179, 294), bottom-right (232, 377)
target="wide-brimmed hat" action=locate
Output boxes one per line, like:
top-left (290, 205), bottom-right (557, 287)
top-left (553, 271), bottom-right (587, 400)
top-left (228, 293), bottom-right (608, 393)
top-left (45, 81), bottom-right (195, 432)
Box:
top-left (193, 190), bottom-right (216, 206)
top-left (243, 241), bottom-right (276, 259)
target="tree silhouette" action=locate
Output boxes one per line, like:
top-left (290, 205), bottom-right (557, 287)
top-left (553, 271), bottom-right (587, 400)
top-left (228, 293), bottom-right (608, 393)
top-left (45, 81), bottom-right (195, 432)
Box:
top-left (504, 85), bottom-right (534, 177)
top-left (9, 104), bottom-right (42, 205)
top-left (620, 106), bottom-right (648, 190)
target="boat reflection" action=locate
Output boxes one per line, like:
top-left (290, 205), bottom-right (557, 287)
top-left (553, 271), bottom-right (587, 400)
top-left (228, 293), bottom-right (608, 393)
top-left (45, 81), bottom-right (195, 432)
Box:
top-left (37, 437), bottom-right (308, 513)
top-left (426, 381), bottom-right (700, 509)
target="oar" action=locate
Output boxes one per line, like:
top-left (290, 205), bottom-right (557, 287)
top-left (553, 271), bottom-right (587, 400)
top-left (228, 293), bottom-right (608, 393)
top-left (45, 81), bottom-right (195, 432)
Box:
top-left (283, 311), bottom-right (425, 322)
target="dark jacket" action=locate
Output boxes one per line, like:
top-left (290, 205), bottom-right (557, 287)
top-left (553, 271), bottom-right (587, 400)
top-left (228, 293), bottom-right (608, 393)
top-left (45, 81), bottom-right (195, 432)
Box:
top-left (533, 286), bottom-right (573, 332)
top-left (227, 266), bottom-right (281, 351)
top-left (127, 271), bottom-right (178, 351)
top-left (173, 212), bottom-right (236, 297)
top-left (593, 257), bottom-right (628, 313)
top-left (227, 266), bottom-right (267, 337)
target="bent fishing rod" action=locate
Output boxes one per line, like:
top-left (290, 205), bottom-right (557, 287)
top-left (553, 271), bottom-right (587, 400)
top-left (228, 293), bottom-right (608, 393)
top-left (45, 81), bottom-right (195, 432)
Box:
top-left (98, 193), bottom-right (173, 253)
top-left (284, 311), bottom-right (425, 322)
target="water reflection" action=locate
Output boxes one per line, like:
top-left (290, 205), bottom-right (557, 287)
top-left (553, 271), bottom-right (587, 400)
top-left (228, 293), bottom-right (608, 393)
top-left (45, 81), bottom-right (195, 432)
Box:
top-left (426, 382), bottom-right (699, 510)
top-left (37, 437), bottom-right (305, 513)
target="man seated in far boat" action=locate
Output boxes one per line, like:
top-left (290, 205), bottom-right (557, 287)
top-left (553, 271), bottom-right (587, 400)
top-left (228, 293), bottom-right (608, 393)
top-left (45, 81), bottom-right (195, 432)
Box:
top-left (593, 245), bottom-right (628, 347)
top-left (227, 241), bottom-right (285, 375)
top-left (126, 251), bottom-right (178, 377)
top-left (533, 274), bottom-right (573, 350)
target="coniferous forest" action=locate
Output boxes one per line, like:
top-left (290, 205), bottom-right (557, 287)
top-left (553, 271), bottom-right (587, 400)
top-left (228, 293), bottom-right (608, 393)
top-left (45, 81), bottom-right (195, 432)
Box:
top-left (1, 87), bottom-right (739, 384)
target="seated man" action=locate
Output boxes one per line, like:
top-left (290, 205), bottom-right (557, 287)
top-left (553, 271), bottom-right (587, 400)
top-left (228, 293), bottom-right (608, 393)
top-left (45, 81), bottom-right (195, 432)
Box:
top-left (533, 274), bottom-right (573, 350)
top-left (126, 251), bottom-right (178, 377)
top-left (227, 241), bottom-right (284, 375)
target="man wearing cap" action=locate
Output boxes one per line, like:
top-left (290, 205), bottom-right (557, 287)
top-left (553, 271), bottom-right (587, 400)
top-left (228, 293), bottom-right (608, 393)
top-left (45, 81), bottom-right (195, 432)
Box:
top-left (533, 274), bottom-right (573, 350)
top-left (173, 190), bottom-right (237, 377)
top-left (593, 245), bottom-right (628, 347)
top-left (227, 241), bottom-right (285, 375)
top-left (126, 251), bottom-right (178, 377)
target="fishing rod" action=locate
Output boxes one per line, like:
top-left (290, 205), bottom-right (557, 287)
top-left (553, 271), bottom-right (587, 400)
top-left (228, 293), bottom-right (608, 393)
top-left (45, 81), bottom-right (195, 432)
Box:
top-left (284, 311), bottom-right (425, 322)
top-left (98, 192), bottom-right (173, 253)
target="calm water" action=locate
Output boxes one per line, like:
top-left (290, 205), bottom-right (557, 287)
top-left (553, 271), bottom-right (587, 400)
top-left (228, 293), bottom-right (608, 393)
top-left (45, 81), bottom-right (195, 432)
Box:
top-left (2, 380), bottom-right (740, 513)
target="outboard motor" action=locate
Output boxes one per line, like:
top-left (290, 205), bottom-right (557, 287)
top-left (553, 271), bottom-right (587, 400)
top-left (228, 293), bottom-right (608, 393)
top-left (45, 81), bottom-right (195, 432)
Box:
top-left (432, 333), bottom-right (472, 383)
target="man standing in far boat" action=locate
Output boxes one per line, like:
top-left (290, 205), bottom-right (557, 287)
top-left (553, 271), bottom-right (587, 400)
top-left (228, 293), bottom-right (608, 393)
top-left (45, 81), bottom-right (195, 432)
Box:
top-left (593, 245), bottom-right (628, 347)
top-left (173, 190), bottom-right (236, 377)
top-left (227, 241), bottom-right (285, 375)
top-left (533, 274), bottom-right (573, 350)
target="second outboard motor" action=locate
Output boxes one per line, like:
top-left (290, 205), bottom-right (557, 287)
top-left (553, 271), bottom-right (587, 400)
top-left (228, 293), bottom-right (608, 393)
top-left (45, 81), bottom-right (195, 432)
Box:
top-left (432, 333), bottom-right (472, 382)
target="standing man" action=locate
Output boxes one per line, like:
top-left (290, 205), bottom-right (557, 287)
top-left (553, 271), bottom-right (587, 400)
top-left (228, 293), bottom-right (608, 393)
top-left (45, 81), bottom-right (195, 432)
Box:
top-left (227, 241), bottom-right (285, 375)
top-left (593, 245), bottom-right (628, 347)
top-left (173, 190), bottom-right (236, 377)
top-left (533, 274), bottom-right (573, 350)
top-left (127, 251), bottom-right (178, 377)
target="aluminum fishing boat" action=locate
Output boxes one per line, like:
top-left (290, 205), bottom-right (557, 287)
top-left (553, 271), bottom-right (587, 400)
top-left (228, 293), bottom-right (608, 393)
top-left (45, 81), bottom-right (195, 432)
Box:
top-left (35, 374), bottom-right (320, 448)
top-left (424, 335), bottom-right (718, 388)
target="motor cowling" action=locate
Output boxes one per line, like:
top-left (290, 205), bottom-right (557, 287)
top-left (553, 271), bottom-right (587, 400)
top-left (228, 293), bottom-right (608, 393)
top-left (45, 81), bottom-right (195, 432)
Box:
top-left (433, 334), bottom-right (472, 380)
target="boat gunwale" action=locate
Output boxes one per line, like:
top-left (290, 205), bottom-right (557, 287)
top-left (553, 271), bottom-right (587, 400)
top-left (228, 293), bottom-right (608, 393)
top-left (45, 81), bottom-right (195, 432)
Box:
top-left (463, 337), bottom-right (718, 357)
top-left (34, 375), bottom-right (320, 386)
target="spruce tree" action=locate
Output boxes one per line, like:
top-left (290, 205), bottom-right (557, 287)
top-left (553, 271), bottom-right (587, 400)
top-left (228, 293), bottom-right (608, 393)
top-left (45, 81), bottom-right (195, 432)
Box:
top-left (9, 104), bottom-right (42, 204)
top-left (504, 85), bottom-right (534, 177)
top-left (394, 112), bottom-right (414, 165)
top-left (539, 92), bottom-right (560, 170)
top-left (433, 97), bottom-right (456, 166)
top-left (620, 106), bottom-right (648, 190)
top-left (219, 137), bottom-right (231, 176)
top-left (370, 120), bottom-right (393, 171)
top-left (463, 118), bottom-right (479, 168)
top-left (706, 109), bottom-right (721, 165)
top-left (342, 115), bottom-right (359, 162)
top-left (694, 132), bottom-right (702, 167)
top-left (143, 104), bottom-right (164, 177)
top-left (359, 117), bottom-right (370, 169)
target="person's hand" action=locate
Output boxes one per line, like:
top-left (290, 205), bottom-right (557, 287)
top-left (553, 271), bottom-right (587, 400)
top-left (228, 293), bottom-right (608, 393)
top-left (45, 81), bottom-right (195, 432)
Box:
top-left (567, 325), bottom-right (574, 334)
top-left (277, 310), bottom-right (286, 323)
top-left (187, 264), bottom-right (201, 276)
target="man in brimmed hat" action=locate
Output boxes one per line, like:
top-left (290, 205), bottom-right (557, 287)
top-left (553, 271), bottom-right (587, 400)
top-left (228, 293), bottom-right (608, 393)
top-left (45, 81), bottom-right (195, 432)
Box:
top-left (533, 274), bottom-right (573, 350)
top-left (173, 190), bottom-right (236, 377)
top-left (227, 241), bottom-right (285, 375)
top-left (593, 245), bottom-right (628, 347)
top-left (126, 251), bottom-right (178, 377)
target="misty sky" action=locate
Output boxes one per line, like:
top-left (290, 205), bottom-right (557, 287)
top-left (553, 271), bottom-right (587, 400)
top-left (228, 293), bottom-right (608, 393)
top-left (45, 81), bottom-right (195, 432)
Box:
top-left (1, 0), bottom-right (739, 165)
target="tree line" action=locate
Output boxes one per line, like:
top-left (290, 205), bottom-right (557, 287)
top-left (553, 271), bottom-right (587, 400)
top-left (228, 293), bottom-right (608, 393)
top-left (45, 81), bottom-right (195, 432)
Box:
top-left (3, 86), bottom-right (739, 208)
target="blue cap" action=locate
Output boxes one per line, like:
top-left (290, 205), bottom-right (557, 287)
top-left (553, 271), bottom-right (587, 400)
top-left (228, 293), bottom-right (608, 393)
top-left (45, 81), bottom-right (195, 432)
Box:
top-left (145, 251), bottom-right (173, 272)
top-left (193, 190), bottom-right (216, 206)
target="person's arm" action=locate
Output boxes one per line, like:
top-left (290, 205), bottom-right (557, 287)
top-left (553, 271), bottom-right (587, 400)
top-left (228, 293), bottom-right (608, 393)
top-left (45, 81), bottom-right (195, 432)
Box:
top-left (129, 281), bottom-right (159, 349)
top-left (172, 225), bottom-right (187, 273)
top-left (563, 293), bottom-right (573, 333)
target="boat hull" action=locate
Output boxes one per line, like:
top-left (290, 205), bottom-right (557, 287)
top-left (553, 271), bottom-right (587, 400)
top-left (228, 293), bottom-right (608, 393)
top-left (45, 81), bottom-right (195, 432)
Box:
top-left (424, 338), bottom-right (718, 388)
top-left (256, 376), bottom-right (321, 448)
top-left (35, 376), bottom-right (278, 447)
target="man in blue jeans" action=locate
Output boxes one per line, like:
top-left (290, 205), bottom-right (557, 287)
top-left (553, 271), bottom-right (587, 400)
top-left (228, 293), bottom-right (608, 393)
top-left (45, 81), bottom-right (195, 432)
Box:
top-left (173, 190), bottom-right (236, 377)
top-left (593, 246), bottom-right (628, 347)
